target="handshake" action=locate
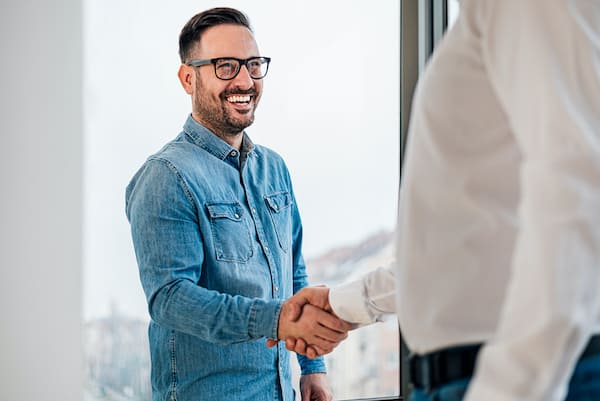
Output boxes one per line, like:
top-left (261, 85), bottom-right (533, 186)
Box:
top-left (267, 286), bottom-right (354, 358)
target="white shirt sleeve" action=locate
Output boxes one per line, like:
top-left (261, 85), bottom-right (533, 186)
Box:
top-left (465, 1), bottom-right (600, 401)
top-left (329, 266), bottom-right (397, 325)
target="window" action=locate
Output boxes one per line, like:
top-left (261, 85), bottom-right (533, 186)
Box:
top-left (83, 1), bottom-right (400, 400)
top-left (448, 0), bottom-right (460, 28)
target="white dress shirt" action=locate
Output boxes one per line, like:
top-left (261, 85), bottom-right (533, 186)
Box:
top-left (329, 0), bottom-right (600, 400)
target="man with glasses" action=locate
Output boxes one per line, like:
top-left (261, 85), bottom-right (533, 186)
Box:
top-left (125, 7), bottom-right (350, 401)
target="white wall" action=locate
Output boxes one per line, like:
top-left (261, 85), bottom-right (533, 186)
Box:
top-left (0, 1), bottom-right (83, 400)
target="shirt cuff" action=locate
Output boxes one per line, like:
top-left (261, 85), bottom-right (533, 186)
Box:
top-left (329, 279), bottom-right (375, 325)
top-left (297, 353), bottom-right (327, 375)
top-left (248, 298), bottom-right (283, 339)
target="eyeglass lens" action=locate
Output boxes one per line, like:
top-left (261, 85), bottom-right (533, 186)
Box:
top-left (215, 58), bottom-right (269, 80)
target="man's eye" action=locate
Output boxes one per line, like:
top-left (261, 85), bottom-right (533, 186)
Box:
top-left (217, 62), bottom-right (236, 70)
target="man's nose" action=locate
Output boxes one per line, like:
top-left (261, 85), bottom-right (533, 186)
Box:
top-left (231, 64), bottom-right (254, 89)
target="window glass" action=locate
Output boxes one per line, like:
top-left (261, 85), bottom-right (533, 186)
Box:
top-left (83, 1), bottom-right (400, 400)
top-left (448, 0), bottom-right (460, 28)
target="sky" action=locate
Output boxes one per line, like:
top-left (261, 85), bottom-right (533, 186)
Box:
top-left (83, 0), bottom-right (401, 321)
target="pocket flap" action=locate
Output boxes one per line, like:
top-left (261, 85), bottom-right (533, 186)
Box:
top-left (206, 202), bottom-right (244, 221)
top-left (264, 192), bottom-right (292, 213)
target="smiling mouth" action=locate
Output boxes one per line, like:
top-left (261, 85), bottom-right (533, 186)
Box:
top-left (226, 94), bottom-right (252, 104)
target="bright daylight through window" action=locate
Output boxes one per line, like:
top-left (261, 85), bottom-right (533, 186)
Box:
top-left (83, 1), bottom-right (400, 400)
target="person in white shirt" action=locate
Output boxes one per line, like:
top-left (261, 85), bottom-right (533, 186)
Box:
top-left (277, 0), bottom-right (600, 400)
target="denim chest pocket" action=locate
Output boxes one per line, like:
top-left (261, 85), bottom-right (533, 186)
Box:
top-left (206, 202), bottom-right (253, 262)
top-left (264, 192), bottom-right (293, 252)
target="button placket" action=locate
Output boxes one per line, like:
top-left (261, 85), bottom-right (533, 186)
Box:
top-left (240, 164), bottom-right (282, 302)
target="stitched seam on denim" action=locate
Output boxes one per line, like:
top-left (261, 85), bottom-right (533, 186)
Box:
top-left (149, 157), bottom-right (196, 207)
top-left (272, 301), bottom-right (283, 340)
top-left (169, 331), bottom-right (177, 401)
top-left (299, 366), bottom-right (327, 375)
top-left (183, 127), bottom-right (199, 143)
top-left (248, 300), bottom-right (258, 337)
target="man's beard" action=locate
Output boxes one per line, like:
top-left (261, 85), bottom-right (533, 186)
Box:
top-left (193, 80), bottom-right (257, 138)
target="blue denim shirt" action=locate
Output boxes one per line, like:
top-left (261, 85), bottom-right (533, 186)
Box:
top-left (125, 115), bottom-right (325, 401)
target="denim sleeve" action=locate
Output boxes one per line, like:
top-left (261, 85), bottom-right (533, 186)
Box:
top-left (125, 158), bottom-right (282, 343)
top-left (288, 181), bottom-right (327, 374)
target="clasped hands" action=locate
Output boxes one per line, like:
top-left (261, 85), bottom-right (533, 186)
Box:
top-left (267, 286), bottom-right (353, 358)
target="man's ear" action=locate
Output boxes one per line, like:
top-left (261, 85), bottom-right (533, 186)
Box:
top-left (178, 64), bottom-right (194, 94)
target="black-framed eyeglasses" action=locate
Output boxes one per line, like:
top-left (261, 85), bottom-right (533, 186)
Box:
top-left (186, 56), bottom-right (271, 80)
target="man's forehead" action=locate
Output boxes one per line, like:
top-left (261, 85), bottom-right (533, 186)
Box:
top-left (195, 24), bottom-right (259, 58)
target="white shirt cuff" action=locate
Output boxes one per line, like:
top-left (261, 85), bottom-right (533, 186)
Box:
top-left (329, 279), bottom-right (375, 325)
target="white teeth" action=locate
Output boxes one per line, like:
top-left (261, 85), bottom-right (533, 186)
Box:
top-left (227, 95), bottom-right (251, 103)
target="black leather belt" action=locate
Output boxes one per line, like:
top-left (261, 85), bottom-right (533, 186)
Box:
top-left (409, 334), bottom-right (600, 391)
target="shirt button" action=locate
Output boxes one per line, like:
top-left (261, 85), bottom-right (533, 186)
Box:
top-left (273, 204), bottom-right (279, 211)
top-left (264, 246), bottom-right (270, 253)
top-left (251, 208), bottom-right (257, 213)
top-left (234, 213), bottom-right (240, 219)
top-left (230, 150), bottom-right (238, 157)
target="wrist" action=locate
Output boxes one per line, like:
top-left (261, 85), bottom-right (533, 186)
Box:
top-left (250, 298), bottom-right (283, 340)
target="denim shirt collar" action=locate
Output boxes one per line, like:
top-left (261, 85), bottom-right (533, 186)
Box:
top-left (183, 115), bottom-right (254, 161)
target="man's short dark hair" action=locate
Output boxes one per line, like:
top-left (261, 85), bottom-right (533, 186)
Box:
top-left (178, 7), bottom-right (252, 63)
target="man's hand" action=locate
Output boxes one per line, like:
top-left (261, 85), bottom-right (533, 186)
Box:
top-left (277, 303), bottom-right (349, 353)
top-left (300, 373), bottom-right (332, 401)
top-left (286, 286), bottom-right (333, 317)
top-left (266, 286), bottom-right (352, 357)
